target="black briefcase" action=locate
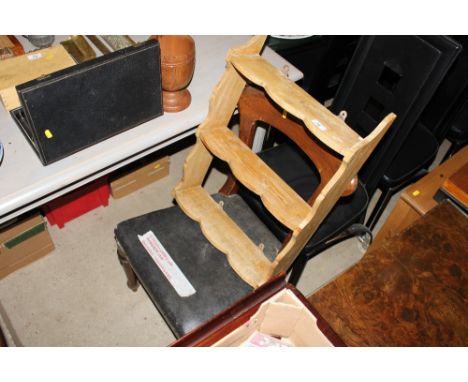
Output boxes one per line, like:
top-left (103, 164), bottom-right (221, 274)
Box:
top-left (11, 39), bottom-right (163, 165)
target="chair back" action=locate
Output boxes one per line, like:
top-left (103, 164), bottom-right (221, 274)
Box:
top-left (331, 35), bottom-right (461, 196)
top-left (420, 36), bottom-right (468, 143)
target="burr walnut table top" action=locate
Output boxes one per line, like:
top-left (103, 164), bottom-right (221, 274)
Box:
top-left (308, 201), bottom-right (468, 346)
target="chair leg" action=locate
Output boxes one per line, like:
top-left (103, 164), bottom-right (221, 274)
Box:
top-left (367, 168), bottom-right (429, 230)
top-left (288, 222), bottom-right (373, 285)
top-left (116, 243), bottom-right (139, 292)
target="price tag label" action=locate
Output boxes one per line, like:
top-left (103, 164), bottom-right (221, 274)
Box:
top-left (138, 231), bottom-right (196, 297)
top-left (27, 53), bottom-right (43, 61)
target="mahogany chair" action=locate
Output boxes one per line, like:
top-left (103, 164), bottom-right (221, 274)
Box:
top-left (114, 36), bottom-right (394, 338)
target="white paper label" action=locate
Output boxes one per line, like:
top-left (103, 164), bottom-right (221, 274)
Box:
top-left (27, 53), bottom-right (43, 61)
top-left (138, 231), bottom-right (196, 297)
top-left (312, 119), bottom-right (328, 131)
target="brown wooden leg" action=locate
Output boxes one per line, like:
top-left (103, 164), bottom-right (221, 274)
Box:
top-left (116, 243), bottom-right (139, 292)
top-left (218, 174), bottom-right (239, 195)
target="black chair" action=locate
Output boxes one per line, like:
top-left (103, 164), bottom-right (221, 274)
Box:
top-left (442, 94), bottom-right (468, 161)
top-left (329, 36), bottom-right (461, 230)
top-left (241, 36), bottom-right (461, 283)
top-left (419, 35), bottom-right (468, 144)
top-left (359, 36), bottom-right (462, 229)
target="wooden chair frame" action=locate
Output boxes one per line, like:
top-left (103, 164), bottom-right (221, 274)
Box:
top-left (173, 36), bottom-right (395, 288)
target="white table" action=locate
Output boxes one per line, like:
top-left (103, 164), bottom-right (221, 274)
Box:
top-left (0, 36), bottom-right (302, 225)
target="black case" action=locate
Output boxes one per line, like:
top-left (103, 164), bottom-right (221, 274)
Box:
top-left (11, 39), bottom-right (163, 165)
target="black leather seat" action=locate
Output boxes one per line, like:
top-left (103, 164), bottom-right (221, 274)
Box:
top-left (115, 194), bottom-right (280, 337)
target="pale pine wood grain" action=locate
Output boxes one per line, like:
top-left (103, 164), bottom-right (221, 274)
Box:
top-left (229, 54), bottom-right (362, 155)
top-left (273, 113), bottom-right (396, 275)
top-left (200, 125), bottom-right (312, 231)
top-left (173, 35), bottom-right (395, 287)
top-left (173, 138), bottom-right (213, 194)
top-left (221, 86), bottom-right (359, 200)
top-left (174, 186), bottom-right (273, 287)
top-left (175, 37), bottom-right (267, 194)
top-left (204, 36), bottom-right (268, 127)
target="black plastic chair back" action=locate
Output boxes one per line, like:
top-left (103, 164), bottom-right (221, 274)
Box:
top-left (331, 35), bottom-right (461, 196)
top-left (419, 35), bottom-right (468, 142)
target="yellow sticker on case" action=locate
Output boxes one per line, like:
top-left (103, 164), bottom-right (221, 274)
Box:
top-left (44, 129), bottom-right (53, 139)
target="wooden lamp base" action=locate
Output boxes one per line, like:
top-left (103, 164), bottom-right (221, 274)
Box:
top-left (149, 35), bottom-right (196, 114)
top-left (163, 88), bottom-right (192, 113)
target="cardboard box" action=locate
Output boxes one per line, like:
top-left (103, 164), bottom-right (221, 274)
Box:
top-left (110, 156), bottom-right (170, 199)
top-left (0, 44), bottom-right (75, 111)
top-left (212, 289), bottom-right (333, 347)
top-left (0, 213), bottom-right (55, 279)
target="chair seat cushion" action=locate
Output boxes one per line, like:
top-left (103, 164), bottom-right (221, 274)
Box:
top-left (115, 193), bottom-right (280, 338)
top-left (239, 142), bottom-right (369, 251)
top-left (382, 123), bottom-right (438, 186)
